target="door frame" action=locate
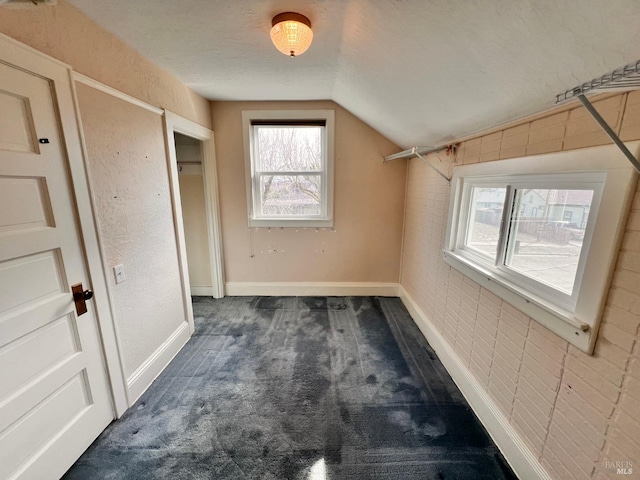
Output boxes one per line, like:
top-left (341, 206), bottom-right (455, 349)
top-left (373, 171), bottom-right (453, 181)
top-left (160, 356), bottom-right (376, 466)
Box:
top-left (0, 33), bottom-right (128, 416)
top-left (163, 111), bottom-right (225, 333)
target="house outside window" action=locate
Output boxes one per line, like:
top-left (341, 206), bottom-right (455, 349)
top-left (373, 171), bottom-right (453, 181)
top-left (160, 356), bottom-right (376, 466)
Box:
top-left (242, 110), bottom-right (335, 227)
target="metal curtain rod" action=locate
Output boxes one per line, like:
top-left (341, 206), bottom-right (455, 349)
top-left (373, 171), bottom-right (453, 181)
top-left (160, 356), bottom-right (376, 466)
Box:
top-left (383, 146), bottom-right (452, 183)
top-left (555, 59), bottom-right (640, 174)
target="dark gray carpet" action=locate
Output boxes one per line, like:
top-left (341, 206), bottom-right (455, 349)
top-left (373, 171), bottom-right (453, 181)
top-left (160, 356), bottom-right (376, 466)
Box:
top-left (64, 296), bottom-right (517, 479)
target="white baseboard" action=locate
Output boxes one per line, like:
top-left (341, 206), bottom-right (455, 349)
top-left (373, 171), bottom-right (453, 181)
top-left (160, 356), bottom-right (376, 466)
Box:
top-left (224, 282), bottom-right (400, 297)
top-left (190, 286), bottom-right (214, 296)
top-left (126, 321), bottom-right (191, 405)
top-left (398, 286), bottom-right (552, 480)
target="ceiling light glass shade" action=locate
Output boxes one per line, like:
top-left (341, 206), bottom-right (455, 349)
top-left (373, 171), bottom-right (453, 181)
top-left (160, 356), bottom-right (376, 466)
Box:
top-left (270, 12), bottom-right (313, 57)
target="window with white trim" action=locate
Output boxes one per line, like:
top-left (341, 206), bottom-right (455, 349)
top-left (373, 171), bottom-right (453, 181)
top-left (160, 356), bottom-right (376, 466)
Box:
top-left (444, 145), bottom-right (638, 352)
top-left (242, 110), bottom-right (335, 227)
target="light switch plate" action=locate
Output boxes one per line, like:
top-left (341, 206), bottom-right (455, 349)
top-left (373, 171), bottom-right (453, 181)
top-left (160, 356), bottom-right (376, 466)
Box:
top-left (113, 264), bottom-right (125, 284)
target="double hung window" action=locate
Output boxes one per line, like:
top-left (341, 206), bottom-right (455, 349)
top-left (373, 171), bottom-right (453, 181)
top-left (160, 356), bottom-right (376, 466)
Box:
top-left (242, 110), bottom-right (334, 227)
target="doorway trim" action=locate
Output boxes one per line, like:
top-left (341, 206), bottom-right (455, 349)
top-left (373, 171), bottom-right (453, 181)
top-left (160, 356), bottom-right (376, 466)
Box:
top-left (0, 33), bottom-right (128, 417)
top-left (163, 111), bottom-right (225, 333)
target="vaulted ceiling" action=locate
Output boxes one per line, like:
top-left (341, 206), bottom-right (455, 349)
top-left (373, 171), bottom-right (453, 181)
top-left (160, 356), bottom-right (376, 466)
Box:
top-left (67, 0), bottom-right (640, 149)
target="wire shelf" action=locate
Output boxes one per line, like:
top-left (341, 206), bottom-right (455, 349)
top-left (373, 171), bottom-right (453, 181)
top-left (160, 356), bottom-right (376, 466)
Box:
top-left (555, 59), bottom-right (640, 104)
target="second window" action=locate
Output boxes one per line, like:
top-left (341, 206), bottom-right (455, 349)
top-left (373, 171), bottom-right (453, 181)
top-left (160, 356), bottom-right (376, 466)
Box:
top-left (242, 110), bottom-right (335, 227)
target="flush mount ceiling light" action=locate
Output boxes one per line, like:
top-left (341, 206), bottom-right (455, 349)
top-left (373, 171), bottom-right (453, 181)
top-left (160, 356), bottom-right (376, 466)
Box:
top-left (270, 12), bottom-right (313, 57)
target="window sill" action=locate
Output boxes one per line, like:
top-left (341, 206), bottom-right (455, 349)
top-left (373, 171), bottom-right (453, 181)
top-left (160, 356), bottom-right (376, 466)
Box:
top-left (442, 249), bottom-right (592, 351)
top-left (248, 218), bottom-right (334, 228)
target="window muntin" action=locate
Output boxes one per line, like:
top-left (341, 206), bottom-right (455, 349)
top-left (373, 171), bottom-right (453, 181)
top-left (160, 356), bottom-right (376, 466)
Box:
top-left (242, 110), bottom-right (334, 227)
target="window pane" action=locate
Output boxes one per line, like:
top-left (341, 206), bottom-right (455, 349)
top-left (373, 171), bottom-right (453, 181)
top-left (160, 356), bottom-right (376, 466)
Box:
top-left (256, 126), bottom-right (322, 172)
top-left (259, 175), bottom-right (321, 216)
top-left (465, 187), bottom-right (506, 260)
top-left (505, 189), bottom-right (594, 294)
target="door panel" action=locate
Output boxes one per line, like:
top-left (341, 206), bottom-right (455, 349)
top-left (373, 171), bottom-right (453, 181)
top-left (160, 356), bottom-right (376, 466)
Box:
top-left (0, 176), bottom-right (53, 232)
top-left (0, 89), bottom-right (38, 154)
top-left (0, 250), bottom-right (64, 312)
top-left (0, 312), bottom-right (78, 399)
top-left (0, 60), bottom-right (113, 480)
top-left (0, 372), bottom-right (91, 479)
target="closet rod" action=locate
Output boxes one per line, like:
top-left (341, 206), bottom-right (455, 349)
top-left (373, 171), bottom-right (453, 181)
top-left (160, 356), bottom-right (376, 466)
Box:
top-left (384, 146), bottom-right (452, 183)
top-left (555, 59), bottom-right (640, 174)
top-left (383, 144), bottom-right (449, 162)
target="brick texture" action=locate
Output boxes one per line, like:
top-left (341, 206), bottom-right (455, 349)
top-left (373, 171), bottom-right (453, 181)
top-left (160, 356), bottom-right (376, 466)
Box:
top-left (400, 93), bottom-right (640, 480)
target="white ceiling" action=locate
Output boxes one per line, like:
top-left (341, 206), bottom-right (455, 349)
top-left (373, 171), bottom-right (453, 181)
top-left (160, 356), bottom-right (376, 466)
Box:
top-left (67, 0), bottom-right (640, 149)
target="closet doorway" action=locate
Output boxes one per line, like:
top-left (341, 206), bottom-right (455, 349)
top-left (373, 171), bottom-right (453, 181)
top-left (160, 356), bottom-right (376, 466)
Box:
top-left (175, 133), bottom-right (216, 297)
top-left (164, 112), bottom-right (224, 334)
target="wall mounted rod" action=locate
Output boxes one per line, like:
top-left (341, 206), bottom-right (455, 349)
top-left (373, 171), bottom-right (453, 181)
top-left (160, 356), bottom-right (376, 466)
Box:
top-left (384, 146), bottom-right (452, 183)
top-left (577, 94), bottom-right (640, 173)
top-left (383, 144), bottom-right (450, 162)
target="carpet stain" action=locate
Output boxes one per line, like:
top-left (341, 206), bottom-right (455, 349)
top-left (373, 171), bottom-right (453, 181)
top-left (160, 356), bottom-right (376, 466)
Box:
top-left (63, 296), bottom-right (518, 480)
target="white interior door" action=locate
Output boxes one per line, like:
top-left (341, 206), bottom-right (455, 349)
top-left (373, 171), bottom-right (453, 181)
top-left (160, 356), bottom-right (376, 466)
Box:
top-left (0, 61), bottom-right (113, 479)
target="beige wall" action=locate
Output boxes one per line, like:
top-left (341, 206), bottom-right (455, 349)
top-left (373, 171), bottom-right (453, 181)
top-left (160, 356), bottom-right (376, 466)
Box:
top-left (0, 3), bottom-right (212, 382)
top-left (401, 92), bottom-right (640, 480)
top-left (77, 85), bottom-right (185, 378)
top-left (212, 100), bottom-right (406, 284)
top-left (178, 171), bottom-right (213, 290)
top-left (0, 0), bottom-right (210, 128)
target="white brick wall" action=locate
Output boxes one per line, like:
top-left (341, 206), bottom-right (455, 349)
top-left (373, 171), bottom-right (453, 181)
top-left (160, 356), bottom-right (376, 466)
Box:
top-left (400, 92), bottom-right (640, 480)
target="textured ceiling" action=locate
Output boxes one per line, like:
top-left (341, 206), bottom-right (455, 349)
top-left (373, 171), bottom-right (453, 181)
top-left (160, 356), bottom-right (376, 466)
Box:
top-left (67, 0), bottom-right (640, 149)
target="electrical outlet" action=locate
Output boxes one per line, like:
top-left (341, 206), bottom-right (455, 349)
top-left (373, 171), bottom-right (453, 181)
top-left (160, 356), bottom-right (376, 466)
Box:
top-left (113, 264), bottom-right (125, 284)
